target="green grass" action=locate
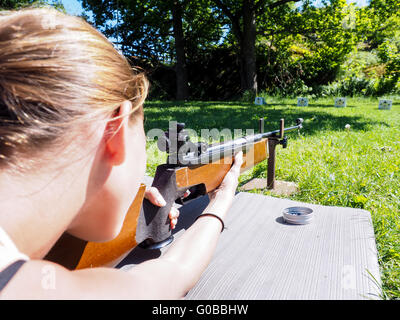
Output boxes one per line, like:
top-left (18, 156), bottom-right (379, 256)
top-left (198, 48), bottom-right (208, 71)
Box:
top-left (143, 96), bottom-right (400, 299)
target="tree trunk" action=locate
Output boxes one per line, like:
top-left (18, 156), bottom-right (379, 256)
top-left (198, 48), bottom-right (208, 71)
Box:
top-left (172, 1), bottom-right (189, 100)
top-left (240, 0), bottom-right (258, 94)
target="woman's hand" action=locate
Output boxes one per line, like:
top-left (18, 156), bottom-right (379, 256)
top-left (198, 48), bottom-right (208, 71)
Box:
top-left (144, 187), bottom-right (184, 229)
top-left (212, 151), bottom-right (243, 198)
top-left (144, 151), bottom-right (243, 229)
top-left (205, 151), bottom-right (243, 219)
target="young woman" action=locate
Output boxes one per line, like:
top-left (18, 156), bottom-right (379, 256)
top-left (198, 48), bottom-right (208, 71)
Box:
top-left (0, 8), bottom-right (242, 299)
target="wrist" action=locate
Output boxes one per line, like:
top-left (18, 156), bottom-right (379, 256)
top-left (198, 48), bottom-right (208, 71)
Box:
top-left (205, 197), bottom-right (233, 221)
top-left (195, 213), bottom-right (225, 232)
top-left (208, 189), bottom-right (235, 203)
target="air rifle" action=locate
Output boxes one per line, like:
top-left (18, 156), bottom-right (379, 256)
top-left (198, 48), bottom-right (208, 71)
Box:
top-left (45, 118), bottom-right (303, 269)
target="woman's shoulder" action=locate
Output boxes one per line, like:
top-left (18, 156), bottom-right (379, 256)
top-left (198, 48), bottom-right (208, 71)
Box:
top-left (0, 226), bottom-right (29, 295)
top-left (0, 226), bottom-right (29, 279)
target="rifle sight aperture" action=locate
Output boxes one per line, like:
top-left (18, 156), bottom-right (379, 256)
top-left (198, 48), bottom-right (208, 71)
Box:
top-left (157, 122), bottom-right (208, 158)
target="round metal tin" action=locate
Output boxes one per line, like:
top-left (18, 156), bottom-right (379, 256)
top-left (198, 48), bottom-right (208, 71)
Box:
top-left (283, 206), bottom-right (314, 225)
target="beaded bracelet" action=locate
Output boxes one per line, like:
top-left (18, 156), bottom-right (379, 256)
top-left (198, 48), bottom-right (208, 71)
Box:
top-left (194, 213), bottom-right (225, 233)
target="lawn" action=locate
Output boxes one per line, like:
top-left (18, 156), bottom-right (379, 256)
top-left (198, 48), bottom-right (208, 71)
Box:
top-left (143, 96), bottom-right (400, 299)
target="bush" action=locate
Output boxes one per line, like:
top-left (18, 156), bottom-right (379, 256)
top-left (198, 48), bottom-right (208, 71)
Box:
top-left (240, 90), bottom-right (257, 103)
top-left (319, 77), bottom-right (375, 97)
top-left (318, 77), bottom-right (400, 97)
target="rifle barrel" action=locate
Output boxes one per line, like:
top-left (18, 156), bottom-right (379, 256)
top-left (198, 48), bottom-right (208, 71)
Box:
top-left (179, 119), bottom-right (303, 166)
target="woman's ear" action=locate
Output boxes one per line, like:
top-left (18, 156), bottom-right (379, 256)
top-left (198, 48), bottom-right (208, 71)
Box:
top-left (104, 100), bottom-right (132, 166)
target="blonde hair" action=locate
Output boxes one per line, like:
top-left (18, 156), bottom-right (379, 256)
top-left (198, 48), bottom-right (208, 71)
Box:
top-left (0, 8), bottom-right (148, 170)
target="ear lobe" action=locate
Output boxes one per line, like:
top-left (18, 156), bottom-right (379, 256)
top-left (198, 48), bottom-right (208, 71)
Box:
top-left (104, 101), bottom-right (132, 166)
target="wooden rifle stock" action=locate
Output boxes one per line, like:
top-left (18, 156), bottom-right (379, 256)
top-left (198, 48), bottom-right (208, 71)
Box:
top-left (175, 138), bottom-right (268, 191)
top-left (45, 118), bottom-right (301, 269)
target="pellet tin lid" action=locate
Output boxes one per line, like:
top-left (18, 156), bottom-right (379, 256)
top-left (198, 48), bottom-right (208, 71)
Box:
top-left (283, 206), bottom-right (314, 225)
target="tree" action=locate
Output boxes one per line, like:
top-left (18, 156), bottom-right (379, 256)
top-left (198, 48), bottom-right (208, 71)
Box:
top-left (253, 0), bottom-right (359, 93)
top-left (81, 0), bottom-right (222, 100)
top-left (79, 0), bottom-right (363, 99)
top-left (355, 0), bottom-right (400, 92)
top-left (210, 0), bottom-right (302, 95)
top-left (0, 0), bottom-right (65, 11)
top-left (171, 0), bottom-right (188, 100)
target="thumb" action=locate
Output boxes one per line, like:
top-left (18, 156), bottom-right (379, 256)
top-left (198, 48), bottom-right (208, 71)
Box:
top-left (232, 151), bottom-right (243, 171)
top-left (144, 187), bottom-right (167, 207)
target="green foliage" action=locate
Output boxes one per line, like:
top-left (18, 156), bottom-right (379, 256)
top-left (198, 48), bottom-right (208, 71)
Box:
top-left (319, 77), bottom-right (376, 97)
top-left (0, 0), bottom-right (65, 11)
top-left (4, 0), bottom-right (391, 99)
top-left (352, 0), bottom-right (400, 94)
top-left (256, 0), bottom-right (359, 95)
top-left (295, 0), bottom-right (358, 85)
top-left (5, 0), bottom-right (398, 98)
top-left (240, 89), bottom-right (257, 103)
top-left (339, 49), bottom-right (381, 79)
top-left (145, 46), bottom-right (242, 101)
top-left (277, 77), bottom-right (400, 98)
top-left (79, 0), bottom-right (368, 99)
top-left (379, 39), bottom-right (400, 81)
top-left (81, 0), bottom-right (223, 63)
top-left (282, 0), bottom-right (400, 98)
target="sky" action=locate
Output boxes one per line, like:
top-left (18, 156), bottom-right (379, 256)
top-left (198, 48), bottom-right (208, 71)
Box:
top-left (60, 0), bottom-right (84, 16)
top-left (349, 0), bottom-right (368, 5)
top-left (60, 0), bottom-right (369, 16)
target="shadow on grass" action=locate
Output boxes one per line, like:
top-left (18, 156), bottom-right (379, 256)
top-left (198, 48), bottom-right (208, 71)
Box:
top-left (143, 100), bottom-right (389, 137)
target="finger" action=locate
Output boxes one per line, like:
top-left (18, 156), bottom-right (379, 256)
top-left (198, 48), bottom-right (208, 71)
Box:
top-left (170, 218), bottom-right (178, 229)
top-left (169, 207), bottom-right (180, 220)
top-left (144, 187), bottom-right (167, 207)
